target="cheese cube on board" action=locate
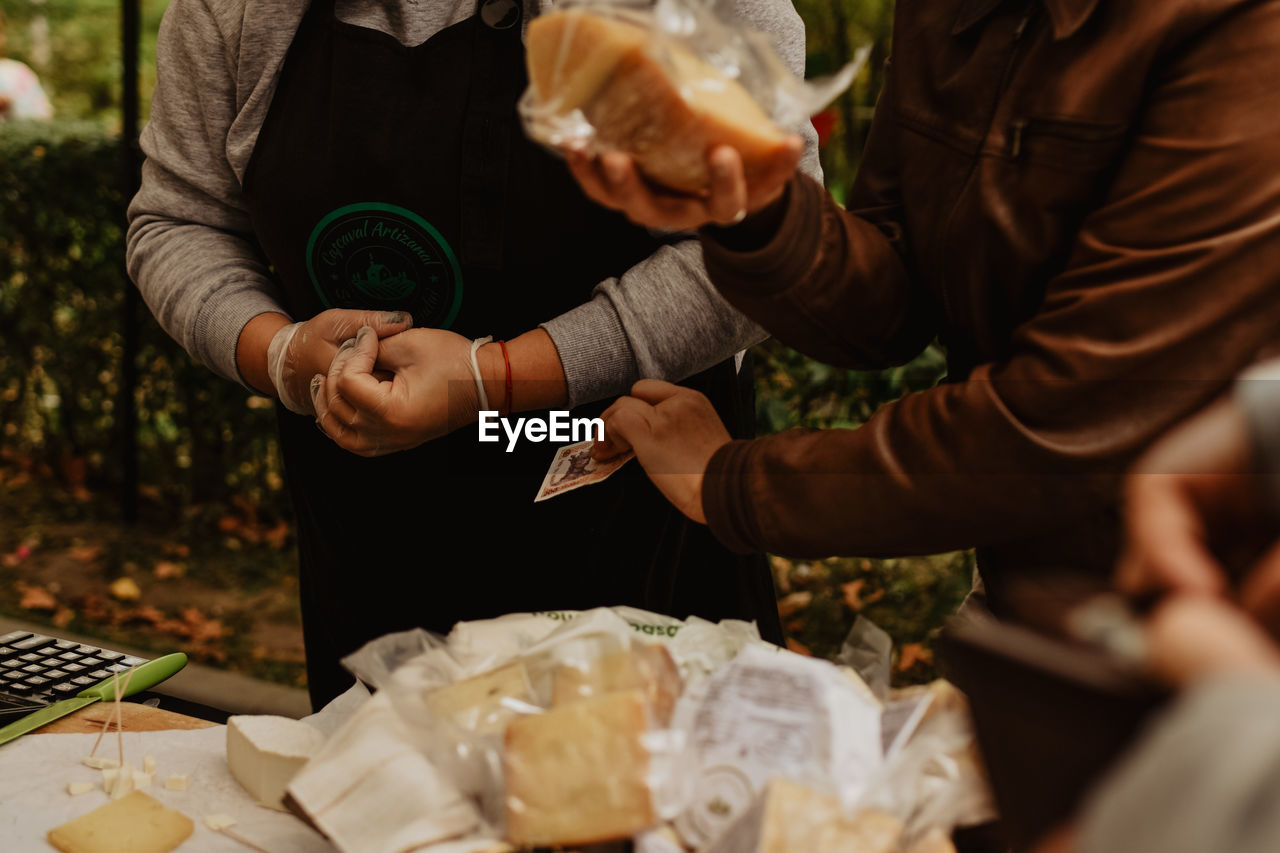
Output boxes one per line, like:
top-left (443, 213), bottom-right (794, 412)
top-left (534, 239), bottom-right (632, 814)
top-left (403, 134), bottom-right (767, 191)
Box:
top-left (226, 715), bottom-right (326, 811)
top-left (526, 9), bottom-right (790, 195)
top-left (504, 688), bottom-right (656, 847)
top-left (47, 790), bottom-right (193, 853)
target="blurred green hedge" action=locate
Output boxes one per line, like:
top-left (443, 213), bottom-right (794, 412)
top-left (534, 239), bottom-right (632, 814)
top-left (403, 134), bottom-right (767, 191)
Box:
top-left (0, 120), bottom-right (288, 520)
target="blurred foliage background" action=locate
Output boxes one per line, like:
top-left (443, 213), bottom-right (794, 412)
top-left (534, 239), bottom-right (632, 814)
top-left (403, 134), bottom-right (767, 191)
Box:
top-left (0, 0), bottom-right (970, 685)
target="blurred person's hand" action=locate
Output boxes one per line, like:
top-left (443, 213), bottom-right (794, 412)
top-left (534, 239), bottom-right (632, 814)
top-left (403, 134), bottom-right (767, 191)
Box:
top-left (1144, 595), bottom-right (1280, 687)
top-left (564, 139), bottom-right (803, 231)
top-left (313, 326), bottom-right (480, 457)
top-left (1118, 398), bottom-right (1280, 612)
top-left (595, 380), bottom-right (732, 524)
top-left (263, 308), bottom-right (412, 416)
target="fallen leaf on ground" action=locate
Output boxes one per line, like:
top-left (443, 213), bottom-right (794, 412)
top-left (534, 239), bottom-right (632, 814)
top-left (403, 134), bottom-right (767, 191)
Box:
top-left (152, 560), bottom-right (185, 580)
top-left (19, 584), bottom-right (57, 611)
top-left (52, 607), bottom-right (75, 628)
top-left (67, 545), bottom-right (103, 563)
top-left (842, 579), bottom-right (867, 612)
top-left (777, 591), bottom-right (813, 618)
top-left (262, 520), bottom-right (290, 550)
top-left (109, 577), bottom-right (142, 602)
top-left (181, 608), bottom-right (226, 645)
top-left (124, 605), bottom-right (165, 625)
top-left (896, 643), bottom-right (933, 672)
top-left (77, 593), bottom-right (112, 623)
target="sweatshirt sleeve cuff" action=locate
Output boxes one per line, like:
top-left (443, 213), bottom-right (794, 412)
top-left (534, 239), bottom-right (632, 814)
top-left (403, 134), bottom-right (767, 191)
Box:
top-left (1236, 357), bottom-right (1280, 519)
top-left (540, 291), bottom-right (640, 409)
top-left (191, 282), bottom-right (291, 391)
top-left (703, 439), bottom-right (767, 554)
top-left (698, 174), bottom-right (826, 298)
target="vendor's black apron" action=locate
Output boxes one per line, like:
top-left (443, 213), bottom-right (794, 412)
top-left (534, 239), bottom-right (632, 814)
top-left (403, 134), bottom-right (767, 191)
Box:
top-left (242, 0), bottom-right (782, 707)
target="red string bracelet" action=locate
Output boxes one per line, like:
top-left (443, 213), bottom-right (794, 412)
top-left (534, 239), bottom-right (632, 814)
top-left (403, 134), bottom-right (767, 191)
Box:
top-left (498, 340), bottom-right (513, 415)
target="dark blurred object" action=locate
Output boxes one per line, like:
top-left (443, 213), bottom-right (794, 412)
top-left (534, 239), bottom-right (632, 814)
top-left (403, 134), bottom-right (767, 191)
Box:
top-left (940, 600), bottom-right (1170, 853)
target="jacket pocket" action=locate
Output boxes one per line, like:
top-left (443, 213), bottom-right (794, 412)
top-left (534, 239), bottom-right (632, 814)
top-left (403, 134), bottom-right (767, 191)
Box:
top-left (1008, 116), bottom-right (1130, 172)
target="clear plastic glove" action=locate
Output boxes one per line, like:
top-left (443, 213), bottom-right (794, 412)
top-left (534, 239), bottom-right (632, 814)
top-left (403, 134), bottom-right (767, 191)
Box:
top-left (313, 326), bottom-right (481, 457)
top-left (265, 309), bottom-right (413, 415)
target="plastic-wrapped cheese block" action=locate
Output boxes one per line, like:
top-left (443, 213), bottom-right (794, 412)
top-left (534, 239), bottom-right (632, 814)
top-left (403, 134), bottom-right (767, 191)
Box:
top-left (47, 791), bottom-right (193, 853)
top-left (226, 714), bottom-right (326, 811)
top-left (704, 778), bottom-right (902, 853)
top-left (822, 810), bottom-right (904, 852)
top-left (671, 645), bottom-right (883, 846)
top-left (551, 643), bottom-right (682, 725)
top-left (504, 688), bottom-right (657, 847)
top-left (287, 693), bottom-right (481, 853)
top-left (526, 9), bottom-right (790, 194)
top-left (424, 660), bottom-right (535, 734)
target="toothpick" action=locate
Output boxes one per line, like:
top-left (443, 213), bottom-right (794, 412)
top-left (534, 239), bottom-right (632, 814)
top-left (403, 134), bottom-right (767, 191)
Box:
top-left (113, 666), bottom-right (137, 767)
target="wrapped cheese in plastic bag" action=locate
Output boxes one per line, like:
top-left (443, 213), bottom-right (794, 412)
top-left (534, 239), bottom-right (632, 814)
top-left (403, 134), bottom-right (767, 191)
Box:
top-left (670, 644), bottom-right (884, 847)
top-left (855, 681), bottom-right (997, 851)
top-left (520, 0), bottom-right (867, 194)
top-left (380, 610), bottom-right (690, 848)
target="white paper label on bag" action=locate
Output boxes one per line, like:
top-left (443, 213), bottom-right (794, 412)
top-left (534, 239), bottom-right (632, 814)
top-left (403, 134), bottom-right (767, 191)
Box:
top-left (671, 645), bottom-right (883, 846)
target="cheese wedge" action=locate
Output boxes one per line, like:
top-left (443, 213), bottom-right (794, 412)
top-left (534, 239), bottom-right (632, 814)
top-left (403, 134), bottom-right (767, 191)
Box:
top-left (527, 9), bottom-right (789, 194)
top-left (47, 791), bottom-right (193, 853)
top-left (424, 660), bottom-right (534, 734)
top-left (226, 714), bottom-right (326, 811)
top-left (551, 643), bottom-right (682, 725)
top-left (504, 688), bottom-right (656, 846)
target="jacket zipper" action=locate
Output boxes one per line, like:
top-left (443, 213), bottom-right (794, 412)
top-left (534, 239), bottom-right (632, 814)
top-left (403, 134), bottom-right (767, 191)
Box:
top-left (937, 7), bottom-right (1037, 335)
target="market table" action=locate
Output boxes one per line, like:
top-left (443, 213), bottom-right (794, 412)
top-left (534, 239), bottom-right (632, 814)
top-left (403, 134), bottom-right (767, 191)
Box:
top-left (0, 702), bottom-right (334, 853)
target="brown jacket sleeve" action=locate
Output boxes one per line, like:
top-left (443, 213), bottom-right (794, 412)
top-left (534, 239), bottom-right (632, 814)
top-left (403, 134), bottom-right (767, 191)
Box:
top-left (699, 7), bottom-right (1280, 558)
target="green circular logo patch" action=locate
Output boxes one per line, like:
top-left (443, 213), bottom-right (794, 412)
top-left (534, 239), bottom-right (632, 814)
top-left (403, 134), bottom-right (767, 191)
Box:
top-left (306, 202), bottom-right (463, 329)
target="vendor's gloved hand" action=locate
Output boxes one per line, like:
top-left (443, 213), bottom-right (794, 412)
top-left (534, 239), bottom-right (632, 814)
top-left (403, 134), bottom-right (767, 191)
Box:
top-left (564, 140), bottom-right (803, 231)
top-left (595, 380), bottom-right (732, 524)
top-left (266, 309), bottom-right (412, 415)
top-left (313, 326), bottom-right (481, 457)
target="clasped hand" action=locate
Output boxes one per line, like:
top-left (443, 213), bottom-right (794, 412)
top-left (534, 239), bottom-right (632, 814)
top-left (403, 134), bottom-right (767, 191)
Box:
top-left (313, 326), bottom-right (481, 457)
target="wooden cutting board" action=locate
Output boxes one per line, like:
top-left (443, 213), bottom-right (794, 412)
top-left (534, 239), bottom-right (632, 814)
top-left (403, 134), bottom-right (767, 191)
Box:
top-left (41, 702), bottom-right (217, 735)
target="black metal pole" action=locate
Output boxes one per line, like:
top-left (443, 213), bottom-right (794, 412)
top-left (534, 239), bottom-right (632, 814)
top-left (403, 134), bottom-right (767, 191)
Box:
top-left (121, 0), bottom-right (141, 523)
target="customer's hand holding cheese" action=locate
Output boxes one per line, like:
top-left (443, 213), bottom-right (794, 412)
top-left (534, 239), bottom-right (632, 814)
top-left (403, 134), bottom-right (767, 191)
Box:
top-left (571, 0), bottom-right (1280, 624)
top-left (565, 141), bottom-right (803, 230)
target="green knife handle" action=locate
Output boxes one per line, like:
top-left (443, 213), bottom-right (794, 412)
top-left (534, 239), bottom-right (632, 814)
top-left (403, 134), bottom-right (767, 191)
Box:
top-left (78, 653), bottom-right (189, 701)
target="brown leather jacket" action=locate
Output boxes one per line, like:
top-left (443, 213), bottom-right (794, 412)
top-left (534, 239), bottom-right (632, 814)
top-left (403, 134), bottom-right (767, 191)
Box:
top-left (699, 0), bottom-right (1280, 614)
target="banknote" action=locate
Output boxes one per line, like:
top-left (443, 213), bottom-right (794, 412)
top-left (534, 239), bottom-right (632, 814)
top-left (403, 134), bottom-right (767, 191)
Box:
top-left (534, 440), bottom-right (634, 502)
